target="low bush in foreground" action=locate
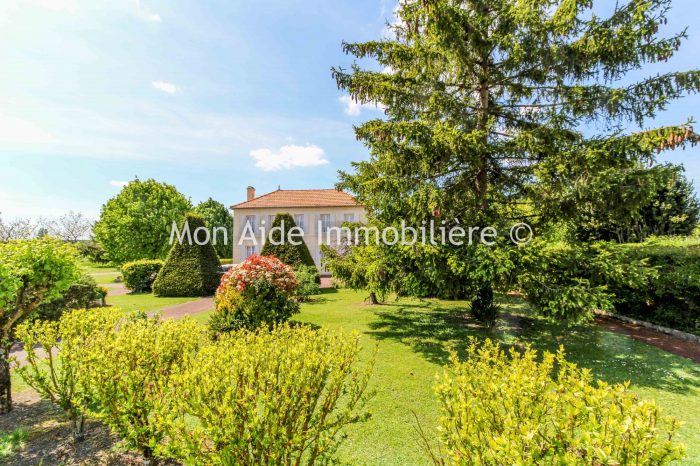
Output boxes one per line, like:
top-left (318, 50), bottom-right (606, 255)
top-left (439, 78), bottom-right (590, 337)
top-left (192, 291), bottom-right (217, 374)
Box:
top-left (120, 259), bottom-right (163, 292)
top-left (209, 255), bottom-right (299, 335)
top-left (433, 339), bottom-right (684, 465)
top-left (14, 308), bottom-right (122, 440)
top-left (162, 325), bottom-right (373, 465)
top-left (78, 314), bottom-right (204, 460)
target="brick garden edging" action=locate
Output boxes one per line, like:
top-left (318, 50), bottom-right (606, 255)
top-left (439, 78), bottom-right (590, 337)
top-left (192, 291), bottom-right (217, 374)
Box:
top-left (594, 309), bottom-right (700, 344)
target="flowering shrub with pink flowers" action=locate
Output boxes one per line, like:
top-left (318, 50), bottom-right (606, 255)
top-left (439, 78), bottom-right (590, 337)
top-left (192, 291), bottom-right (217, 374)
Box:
top-left (210, 255), bottom-right (300, 336)
top-left (217, 255), bottom-right (298, 296)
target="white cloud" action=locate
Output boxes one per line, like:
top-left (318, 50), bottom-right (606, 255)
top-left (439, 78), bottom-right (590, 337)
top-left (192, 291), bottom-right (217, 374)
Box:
top-left (109, 180), bottom-right (129, 187)
top-left (249, 144), bottom-right (329, 171)
top-left (0, 114), bottom-right (57, 144)
top-left (339, 95), bottom-right (385, 116)
top-left (135, 0), bottom-right (161, 22)
top-left (152, 81), bottom-right (178, 94)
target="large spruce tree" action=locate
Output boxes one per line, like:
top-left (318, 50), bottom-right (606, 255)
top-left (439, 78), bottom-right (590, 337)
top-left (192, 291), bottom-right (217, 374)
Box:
top-left (332, 0), bottom-right (700, 315)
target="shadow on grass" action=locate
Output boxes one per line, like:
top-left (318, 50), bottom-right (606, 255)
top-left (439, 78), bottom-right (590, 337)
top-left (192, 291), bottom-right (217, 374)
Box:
top-left (366, 294), bottom-right (700, 394)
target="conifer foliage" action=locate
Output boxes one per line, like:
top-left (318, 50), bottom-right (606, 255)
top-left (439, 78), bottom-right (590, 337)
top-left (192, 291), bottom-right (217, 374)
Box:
top-left (153, 213), bottom-right (221, 297)
top-left (332, 0), bottom-right (700, 319)
top-left (260, 213), bottom-right (316, 269)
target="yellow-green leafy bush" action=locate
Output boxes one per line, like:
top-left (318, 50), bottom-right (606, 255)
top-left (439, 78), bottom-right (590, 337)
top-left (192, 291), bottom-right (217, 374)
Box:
top-left (78, 314), bottom-right (204, 460)
top-left (162, 325), bottom-right (373, 465)
top-left (433, 339), bottom-right (684, 465)
top-left (14, 308), bottom-right (121, 440)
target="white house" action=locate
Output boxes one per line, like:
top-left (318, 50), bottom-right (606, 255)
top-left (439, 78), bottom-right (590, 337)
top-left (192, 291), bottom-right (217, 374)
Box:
top-left (230, 187), bottom-right (366, 273)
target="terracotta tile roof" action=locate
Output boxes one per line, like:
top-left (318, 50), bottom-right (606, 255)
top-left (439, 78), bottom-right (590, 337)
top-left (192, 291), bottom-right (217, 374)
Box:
top-left (231, 189), bottom-right (361, 209)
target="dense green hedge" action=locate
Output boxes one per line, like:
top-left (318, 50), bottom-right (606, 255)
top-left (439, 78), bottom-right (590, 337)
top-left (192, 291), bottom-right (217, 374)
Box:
top-left (517, 236), bottom-right (700, 334)
top-left (612, 237), bottom-right (700, 335)
top-left (152, 213), bottom-right (221, 297)
top-left (121, 259), bottom-right (163, 292)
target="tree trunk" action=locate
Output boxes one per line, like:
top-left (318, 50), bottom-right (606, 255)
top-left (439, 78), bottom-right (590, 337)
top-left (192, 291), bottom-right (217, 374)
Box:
top-left (368, 292), bottom-right (379, 305)
top-left (0, 346), bottom-right (12, 414)
top-left (72, 414), bottom-right (86, 441)
top-left (142, 446), bottom-right (154, 466)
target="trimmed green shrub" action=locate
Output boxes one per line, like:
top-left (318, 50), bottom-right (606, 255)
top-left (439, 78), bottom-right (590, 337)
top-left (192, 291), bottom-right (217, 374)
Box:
top-left (78, 313), bottom-right (204, 460)
top-left (152, 213), bottom-right (221, 297)
top-left (121, 259), bottom-right (163, 293)
top-left (612, 237), bottom-right (700, 334)
top-left (28, 273), bottom-right (105, 323)
top-left (295, 264), bottom-right (321, 301)
top-left (515, 239), bottom-right (652, 322)
top-left (161, 325), bottom-right (373, 465)
top-left (260, 213), bottom-right (316, 268)
top-left (14, 308), bottom-right (122, 441)
top-left (209, 255), bottom-right (299, 336)
top-left (433, 339), bottom-right (684, 465)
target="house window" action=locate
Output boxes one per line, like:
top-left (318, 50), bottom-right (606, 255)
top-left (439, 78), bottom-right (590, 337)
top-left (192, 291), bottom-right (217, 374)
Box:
top-left (344, 213), bottom-right (355, 223)
top-left (245, 245), bottom-right (256, 258)
top-left (319, 214), bottom-right (331, 233)
top-left (294, 214), bottom-right (305, 231)
top-left (268, 214), bottom-right (276, 227)
top-left (243, 215), bottom-right (257, 234)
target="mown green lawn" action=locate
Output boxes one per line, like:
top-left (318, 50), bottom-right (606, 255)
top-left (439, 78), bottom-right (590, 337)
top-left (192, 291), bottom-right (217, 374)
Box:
top-left (289, 289), bottom-right (700, 465)
top-left (79, 262), bottom-right (119, 275)
top-left (91, 272), bottom-right (121, 284)
top-left (106, 293), bottom-right (199, 314)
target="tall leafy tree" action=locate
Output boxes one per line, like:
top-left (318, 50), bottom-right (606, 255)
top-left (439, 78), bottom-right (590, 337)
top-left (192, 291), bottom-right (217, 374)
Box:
top-left (93, 179), bottom-right (192, 264)
top-left (193, 198), bottom-right (234, 259)
top-left (332, 0), bottom-right (700, 317)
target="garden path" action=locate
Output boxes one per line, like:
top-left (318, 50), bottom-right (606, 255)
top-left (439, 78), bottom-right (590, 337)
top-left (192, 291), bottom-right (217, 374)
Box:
top-left (103, 283), bottom-right (129, 296)
top-left (596, 316), bottom-right (700, 364)
top-left (154, 297), bottom-right (214, 320)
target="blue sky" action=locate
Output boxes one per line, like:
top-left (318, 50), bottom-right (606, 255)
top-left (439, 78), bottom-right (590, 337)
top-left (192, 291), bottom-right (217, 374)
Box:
top-left (1, 0), bottom-right (699, 220)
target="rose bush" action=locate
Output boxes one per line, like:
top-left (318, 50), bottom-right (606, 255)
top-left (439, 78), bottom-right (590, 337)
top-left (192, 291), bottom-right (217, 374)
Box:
top-left (209, 255), bottom-right (299, 335)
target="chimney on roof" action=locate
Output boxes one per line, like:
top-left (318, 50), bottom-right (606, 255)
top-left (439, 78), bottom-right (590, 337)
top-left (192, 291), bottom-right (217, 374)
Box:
top-left (246, 186), bottom-right (255, 201)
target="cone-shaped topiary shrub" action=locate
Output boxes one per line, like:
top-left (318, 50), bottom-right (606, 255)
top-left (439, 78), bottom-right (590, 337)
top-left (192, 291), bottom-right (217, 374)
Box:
top-left (260, 213), bottom-right (316, 269)
top-left (153, 213), bottom-right (221, 297)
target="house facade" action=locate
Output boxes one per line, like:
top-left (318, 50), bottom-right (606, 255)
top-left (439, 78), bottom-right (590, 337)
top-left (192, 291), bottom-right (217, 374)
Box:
top-left (230, 187), bottom-right (366, 273)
